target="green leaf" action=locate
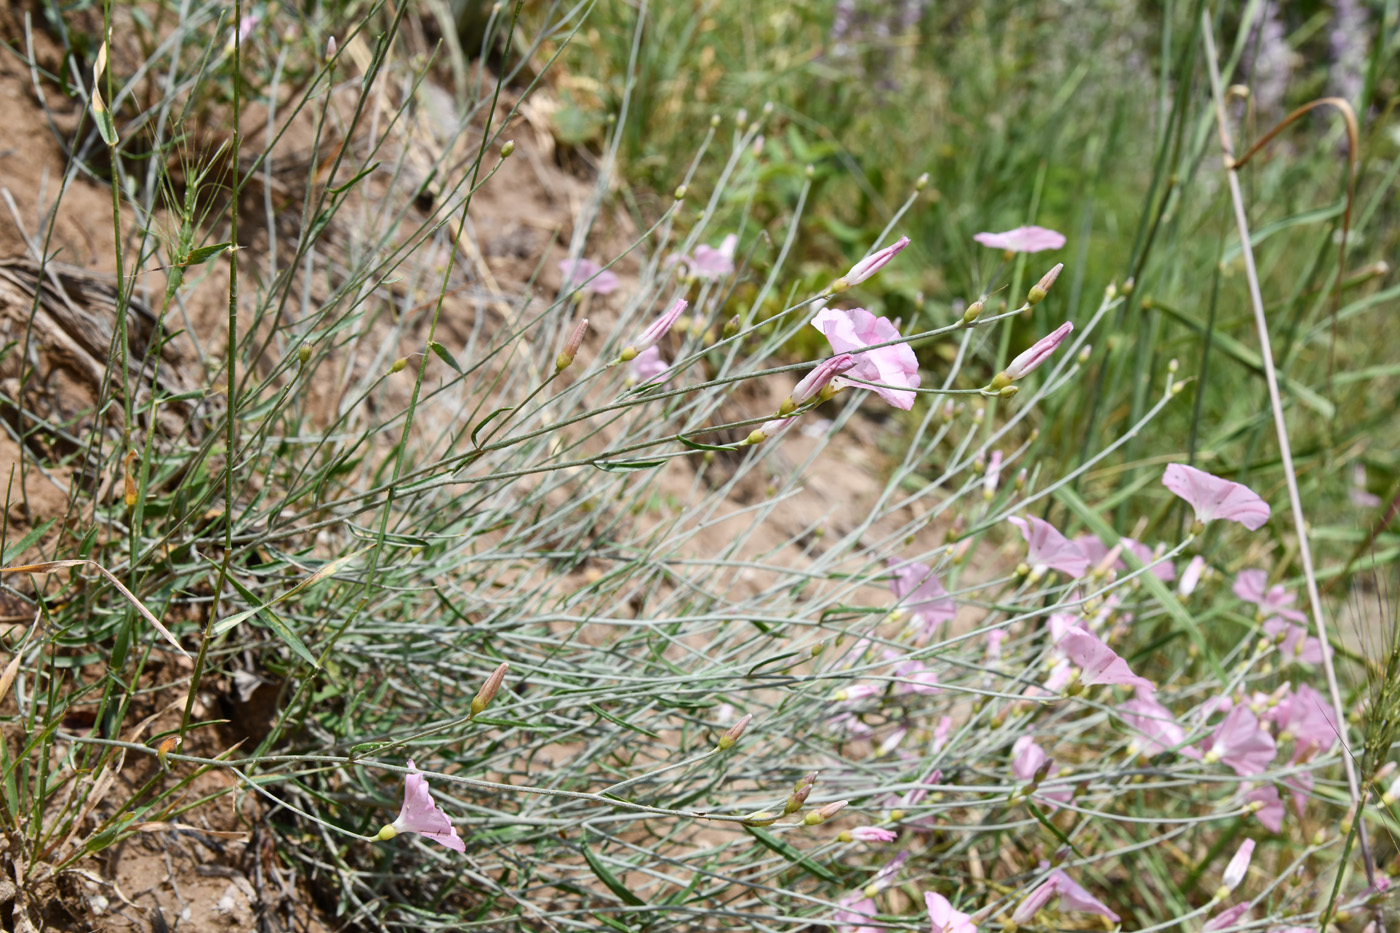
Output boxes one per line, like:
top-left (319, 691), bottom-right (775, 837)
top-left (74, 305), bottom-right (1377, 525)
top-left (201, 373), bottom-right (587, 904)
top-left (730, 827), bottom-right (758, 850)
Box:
top-left (221, 574), bottom-right (320, 669)
top-left (472, 406), bottom-right (514, 449)
top-left (676, 435), bottom-right (734, 452)
top-left (184, 242), bottom-right (232, 266)
top-left (1025, 800), bottom-right (1083, 857)
top-left (593, 458), bottom-right (667, 473)
top-left (468, 716), bottom-right (554, 732)
top-left (428, 340), bottom-right (462, 374)
top-left (329, 161), bottom-right (381, 195)
top-left (742, 826), bottom-right (840, 883)
top-left (580, 839), bottom-right (645, 906)
top-left (1, 519), bottom-right (55, 565)
top-left (589, 703), bottom-right (661, 738)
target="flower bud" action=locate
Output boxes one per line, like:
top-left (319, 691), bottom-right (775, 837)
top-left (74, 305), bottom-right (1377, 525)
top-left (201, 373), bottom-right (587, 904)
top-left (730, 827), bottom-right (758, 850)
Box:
top-left (555, 318), bottom-right (589, 372)
top-left (840, 236), bottom-right (910, 288)
top-left (784, 784), bottom-right (813, 814)
top-left (673, 184), bottom-right (687, 201)
top-left (325, 35), bottom-right (337, 61)
top-left (988, 322), bottom-right (1072, 390)
top-left (962, 298), bottom-right (985, 326)
top-left (915, 172), bottom-right (929, 191)
top-left (743, 810), bottom-right (778, 826)
top-left (1027, 263), bottom-right (1063, 305)
top-left (470, 661), bottom-right (509, 716)
top-left (376, 824), bottom-right (398, 840)
top-left (501, 139), bottom-right (515, 158)
top-left (803, 799), bottom-right (848, 825)
top-left (298, 344), bottom-right (312, 364)
top-left (391, 357), bottom-right (408, 373)
top-left (781, 354), bottom-right (855, 415)
top-left (717, 714), bottom-right (752, 750)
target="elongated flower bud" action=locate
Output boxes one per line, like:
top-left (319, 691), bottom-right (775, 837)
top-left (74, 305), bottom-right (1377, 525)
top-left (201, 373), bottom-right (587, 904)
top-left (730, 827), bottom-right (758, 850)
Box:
top-left (989, 322), bottom-right (1073, 390)
top-left (471, 661), bottom-right (509, 716)
top-left (781, 354), bottom-right (855, 415)
top-left (831, 236), bottom-right (910, 292)
top-left (556, 318), bottom-right (589, 372)
top-left (1027, 263), bottom-right (1064, 305)
top-left (325, 35), bottom-right (337, 61)
top-left (803, 799), bottom-right (848, 825)
top-left (784, 784), bottom-right (813, 814)
top-left (962, 298), bottom-right (985, 326)
top-left (621, 298), bottom-right (687, 361)
top-left (717, 713), bottom-right (751, 750)
top-left (1217, 838), bottom-right (1254, 899)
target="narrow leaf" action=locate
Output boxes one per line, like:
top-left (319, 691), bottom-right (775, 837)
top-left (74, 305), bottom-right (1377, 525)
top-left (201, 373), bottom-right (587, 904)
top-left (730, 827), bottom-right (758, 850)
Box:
top-left (428, 340), bottom-right (462, 373)
top-left (579, 839), bottom-right (645, 906)
top-left (184, 242), bottom-right (232, 266)
top-left (742, 826), bottom-right (840, 883)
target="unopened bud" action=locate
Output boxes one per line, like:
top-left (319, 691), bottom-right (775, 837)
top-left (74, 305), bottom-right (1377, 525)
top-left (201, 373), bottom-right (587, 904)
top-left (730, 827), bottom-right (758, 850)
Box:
top-left (962, 299), bottom-right (985, 326)
top-left (998, 385), bottom-right (1019, 398)
top-left (785, 784), bottom-right (813, 814)
top-left (470, 661), bottom-right (509, 716)
top-left (555, 318), bottom-right (589, 371)
top-left (298, 344), bottom-right (312, 364)
top-left (1077, 345), bottom-right (1092, 365)
top-left (710, 114), bottom-right (721, 127)
top-left (803, 799), bottom-right (848, 825)
top-left (501, 139), bottom-right (515, 158)
top-left (915, 172), bottom-right (929, 191)
top-left (795, 771), bottom-right (819, 792)
top-left (391, 357), bottom-right (408, 373)
top-left (743, 810), bottom-right (778, 826)
top-left (717, 713), bottom-right (752, 750)
top-left (673, 184), bottom-right (687, 201)
top-left (1027, 263), bottom-right (1063, 305)
top-left (325, 35), bottom-right (337, 61)
top-left (723, 315), bottom-right (740, 337)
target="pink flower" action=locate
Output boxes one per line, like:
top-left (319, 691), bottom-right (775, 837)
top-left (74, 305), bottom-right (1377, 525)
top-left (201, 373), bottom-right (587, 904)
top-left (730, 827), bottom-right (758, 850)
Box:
top-left (1233, 570), bottom-right (1306, 622)
top-left (834, 893), bottom-right (879, 933)
top-left (811, 306), bottom-right (921, 409)
top-left (1222, 839), bottom-right (1255, 892)
top-left (925, 892), bottom-right (976, 933)
top-left (888, 651), bottom-right (941, 695)
top-left (842, 236), bottom-right (911, 287)
top-left (1263, 618), bottom-right (1325, 664)
top-left (1350, 463), bottom-right (1382, 508)
top-left (1012, 736), bottom-right (1071, 808)
top-left (1059, 627), bottom-right (1154, 689)
top-left (628, 346), bottom-right (670, 387)
top-left (1075, 536), bottom-right (1175, 582)
top-left (1121, 689), bottom-right (1185, 756)
top-left (558, 258), bottom-right (620, 295)
top-left (689, 234), bottom-right (738, 280)
top-left (983, 450), bottom-right (1003, 499)
top-left (985, 630), bottom-right (1007, 662)
top-left (1283, 769), bottom-right (1314, 817)
top-left (1244, 784), bottom-right (1284, 833)
top-left (932, 716), bottom-right (952, 751)
top-left (1204, 904), bottom-right (1251, 932)
top-left (1275, 684), bottom-right (1339, 760)
top-left (787, 354), bottom-right (857, 410)
top-left (1203, 706), bottom-right (1278, 776)
top-left (623, 298), bottom-right (688, 358)
top-left (887, 560), bottom-right (956, 636)
top-left (851, 826), bottom-right (898, 843)
top-left (973, 226), bottom-right (1066, 253)
top-left (379, 760), bottom-right (465, 853)
top-left (1179, 556), bottom-right (1207, 596)
top-left (1012, 870), bottom-right (1119, 924)
top-left (1162, 464), bottom-right (1271, 530)
top-left (998, 322), bottom-right (1073, 384)
top-left (236, 13), bottom-right (261, 41)
top-left (1008, 516), bottom-right (1091, 578)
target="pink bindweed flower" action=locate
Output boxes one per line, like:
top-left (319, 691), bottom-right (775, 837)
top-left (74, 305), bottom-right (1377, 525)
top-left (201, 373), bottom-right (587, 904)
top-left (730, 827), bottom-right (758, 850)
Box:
top-left (621, 298), bottom-right (688, 360)
top-left (689, 234), bottom-right (738, 280)
top-left (1275, 684), bottom-right (1339, 760)
top-left (628, 346), bottom-right (670, 387)
top-left (973, 226), bottom-right (1066, 253)
top-left (925, 892), bottom-right (976, 933)
top-left (1179, 555), bottom-right (1207, 596)
top-left (1244, 784), bottom-right (1284, 833)
top-left (376, 760), bottom-right (465, 853)
top-left (1221, 839), bottom-right (1255, 894)
top-left (811, 306), bottom-right (921, 409)
top-left (1262, 617), bottom-right (1325, 665)
top-left (558, 258), bottom-right (620, 295)
top-left (237, 13), bottom-right (261, 41)
top-left (983, 450), bottom-right (1003, 499)
top-left (1121, 688), bottom-right (1186, 756)
top-left (1012, 869), bottom-right (1120, 924)
top-left (834, 893), bottom-right (880, 933)
top-left (838, 236), bottom-right (911, 288)
top-left (1012, 737), bottom-right (1071, 808)
top-left (985, 630), bottom-right (1007, 663)
top-left (1233, 570), bottom-right (1306, 622)
top-left (932, 715), bottom-right (953, 752)
top-left (887, 559), bottom-right (956, 637)
top-left (1008, 516), bottom-right (1091, 578)
top-left (849, 826), bottom-right (898, 843)
top-left (1203, 706), bottom-right (1278, 776)
top-left (1076, 536), bottom-right (1176, 582)
top-left (1059, 626), bottom-right (1154, 689)
top-left (887, 651), bottom-right (941, 695)
top-left (1162, 464), bottom-right (1271, 531)
top-left (989, 322), bottom-right (1073, 390)
top-left (783, 354), bottom-right (857, 413)
top-left (1204, 904), bottom-right (1251, 933)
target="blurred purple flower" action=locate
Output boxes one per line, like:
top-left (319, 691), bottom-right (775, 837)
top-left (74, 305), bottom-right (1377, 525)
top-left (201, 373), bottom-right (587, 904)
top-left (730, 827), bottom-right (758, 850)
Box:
top-left (887, 559), bottom-right (956, 637)
top-left (811, 306), bottom-right (921, 409)
top-left (1163, 464), bottom-right (1270, 530)
top-left (1203, 706), bottom-right (1277, 776)
top-left (1008, 516), bottom-right (1090, 578)
top-left (1060, 627), bottom-right (1153, 689)
top-left (974, 226), bottom-right (1066, 253)
top-left (559, 258), bottom-right (620, 295)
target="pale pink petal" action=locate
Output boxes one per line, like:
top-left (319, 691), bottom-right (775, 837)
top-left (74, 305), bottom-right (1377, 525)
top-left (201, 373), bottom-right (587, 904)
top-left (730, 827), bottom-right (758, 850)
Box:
top-left (888, 559), bottom-right (956, 636)
top-left (844, 236), bottom-right (910, 285)
top-left (1050, 870), bottom-right (1120, 921)
top-left (1122, 689), bottom-right (1186, 755)
top-left (925, 891), bottom-right (977, 933)
top-left (1222, 839), bottom-right (1256, 891)
top-left (1163, 464), bottom-right (1270, 530)
top-left (1060, 627), bottom-right (1153, 688)
top-left (628, 346), bottom-right (670, 387)
top-left (851, 826), bottom-right (898, 843)
top-left (1179, 556), bottom-right (1207, 596)
top-left (973, 226), bottom-right (1066, 253)
top-left (1245, 785), bottom-right (1284, 833)
top-left (559, 258), bottom-right (620, 295)
top-left (1008, 516), bottom-right (1090, 578)
top-left (1204, 904), bottom-right (1251, 932)
top-left (1205, 707), bottom-right (1278, 776)
top-left (811, 306), bottom-right (921, 409)
top-left (392, 760), bottom-right (466, 853)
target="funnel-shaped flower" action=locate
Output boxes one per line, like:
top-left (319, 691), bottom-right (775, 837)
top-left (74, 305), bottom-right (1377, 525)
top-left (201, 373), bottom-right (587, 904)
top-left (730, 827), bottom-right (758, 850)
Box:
top-left (1163, 464), bottom-right (1270, 530)
top-left (811, 306), bottom-right (920, 409)
top-left (1233, 570), bottom-right (1306, 622)
top-left (377, 760), bottom-right (465, 853)
top-left (841, 236), bottom-right (911, 287)
top-left (925, 892), bottom-right (976, 933)
top-left (690, 234), bottom-right (738, 280)
top-left (887, 559), bottom-right (956, 637)
top-left (1244, 784), bottom-right (1284, 833)
top-left (1059, 627), bottom-right (1154, 689)
top-left (1263, 618), bottom-right (1325, 665)
top-left (1203, 707), bottom-right (1277, 776)
top-left (629, 346), bottom-right (670, 387)
top-left (1122, 689), bottom-right (1185, 756)
top-left (559, 258), bottom-right (620, 295)
top-left (974, 226), bottom-right (1066, 253)
top-left (1008, 516), bottom-right (1090, 578)
top-left (1012, 869), bottom-right (1119, 924)
top-left (1221, 839), bottom-right (1255, 893)
top-left (1275, 684), bottom-right (1339, 760)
